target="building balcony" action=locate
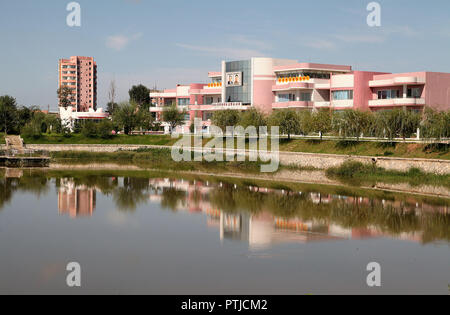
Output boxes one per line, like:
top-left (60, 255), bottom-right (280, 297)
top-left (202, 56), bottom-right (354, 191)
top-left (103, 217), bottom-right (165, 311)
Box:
top-left (369, 76), bottom-right (426, 87)
top-left (314, 101), bottom-right (331, 108)
top-left (272, 101), bottom-right (313, 109)
top-left (368, 98), bottom-right (426, 107)
top-left (272, 82), bottom-right (314, 92)
top-left (190, 87), bottom-right (222, 95)
top-left (189, 102), bottom-right (247, 111)
top-left (331, 100), bottom-right (354, 108)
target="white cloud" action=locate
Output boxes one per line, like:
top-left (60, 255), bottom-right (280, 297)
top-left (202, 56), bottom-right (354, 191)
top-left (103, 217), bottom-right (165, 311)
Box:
top-left (304, 39), bottom-right (337, 50)
top-left (106, 33), bottom-right (143, 51)
top-left (175, 43), bottom-right (266, 59)
top-left (176, 35), bottom-right (271, 59)
top-left (333, 34), bottom-right (385, 44)
top-left (230, 34), bottom-right (272, 50)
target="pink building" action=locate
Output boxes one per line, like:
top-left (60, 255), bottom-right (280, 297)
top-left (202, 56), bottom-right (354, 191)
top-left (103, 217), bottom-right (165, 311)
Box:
top-left (150, 57), bottom-right (450, 132)
top-left (58, 56), bottom-right (97, 111)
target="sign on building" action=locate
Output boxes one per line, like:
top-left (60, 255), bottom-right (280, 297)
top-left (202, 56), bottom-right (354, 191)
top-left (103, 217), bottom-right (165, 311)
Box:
top-left (225, 72), bottom-right (243, 87)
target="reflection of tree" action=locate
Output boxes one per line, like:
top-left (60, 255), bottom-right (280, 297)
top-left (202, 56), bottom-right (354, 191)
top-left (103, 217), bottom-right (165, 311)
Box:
top-left (0, 178), bottom-right (15, 209)
top-left (160, 188), bottom-right (187, 212)
top-left (210, 187), bottom-right (238, 212)
top-left (0, 172), bottom-right (448, 243)
top-left (16, 174), bottom-right (49, 197)
top-left (113, 177), bottom-right (149, 211)
top-left (0, 174), bottom-right (50, 210)
top-left (210, 185), bottom-right (449, 244)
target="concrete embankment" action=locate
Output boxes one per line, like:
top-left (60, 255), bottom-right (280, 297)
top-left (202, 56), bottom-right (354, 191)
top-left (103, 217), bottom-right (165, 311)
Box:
top-left (47, 163), bottom-right (450, 198)
top-left (15, 143), bottom-right (450, 175)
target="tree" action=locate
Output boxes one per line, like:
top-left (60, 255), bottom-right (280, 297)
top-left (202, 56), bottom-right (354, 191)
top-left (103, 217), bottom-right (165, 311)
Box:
top-left (0, 95), bottom-right (19, 135)
top-left (112, 102), bottom-right (140, 135)
top-left (44, 115), bottom-right (63, 134)
top-left (398, 110), bottom-right (421, 141)
top-left (162, 105), bottom-right (187, 132)
top-left (106, 102), bottom-right (118, 115)
top-left (129, 84), bottom-right (151, 109)
top-left (269, 109), bottom-right (301, 140)
top-left (298, 110), bottom-right (313, 135)
top-left (81, 120), bottom-right (98, 138)
top-left (106, 79), bottom-right (118, 115)
top-left (335, 110), bottom-right (372, 141)
top-left (108, 80), bottom-right (117, 105)
top-left (238, 108), bottom-right (267, 134)
top-left (20, 110), bottom-right (49, 139)
top-left (421, 108), bottom-right (450, 140)
top-left (138, 110), bottom-right (155, 131)
top-left (311, 109), bottom-right (332, 140)
top-left (57, 86), bottom-right (73, 108)
top-left (374, 109), bottom-right (420, 141)
top-left (97, 119), bottom-right (114, 139)
top-left (17, 106), bottom-right (32, 129)
top-left (211, 110), bottom-right (240, 133)
top-left (21, 122), bottom-right (42, 139)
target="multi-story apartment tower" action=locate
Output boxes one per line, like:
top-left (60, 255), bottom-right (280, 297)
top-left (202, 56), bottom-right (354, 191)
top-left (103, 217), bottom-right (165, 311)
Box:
top-left (58, 56), bottom-right (97, 112)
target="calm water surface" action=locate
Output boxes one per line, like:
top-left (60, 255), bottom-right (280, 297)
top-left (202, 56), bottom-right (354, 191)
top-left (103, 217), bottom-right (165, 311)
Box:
top-left (0, 170), bottom-right (449, 294)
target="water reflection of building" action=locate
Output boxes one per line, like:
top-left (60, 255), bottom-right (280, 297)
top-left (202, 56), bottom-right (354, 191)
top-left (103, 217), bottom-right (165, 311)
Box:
top-left (147, 178), bottom-right (446, 248)
top-left (58, 179), bottom-right (96, 218)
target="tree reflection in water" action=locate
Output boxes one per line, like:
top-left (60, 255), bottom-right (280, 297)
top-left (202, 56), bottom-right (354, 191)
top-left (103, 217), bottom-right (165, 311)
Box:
top-left (0, 171), bottom-right (448, 244)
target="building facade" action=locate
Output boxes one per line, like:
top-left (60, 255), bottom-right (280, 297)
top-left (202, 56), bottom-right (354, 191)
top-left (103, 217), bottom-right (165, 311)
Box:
top-left (58, 56), bottom-right (108, 129)
top-left (58, 56), bottom-right (98, 111)
top-left (150, 57), bottom-right (450, 132)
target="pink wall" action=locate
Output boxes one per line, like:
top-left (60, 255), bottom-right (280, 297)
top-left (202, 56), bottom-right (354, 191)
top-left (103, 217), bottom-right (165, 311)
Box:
top-left (189, 84), bottom-right (206, 105)
top-left (372, 72), bottom-right (426, 80)
top-left (273, 63), bottom-right (352, 72)
top-left (425, 72), bottom-right (450, 111)
top-left (253, 79), bottom-right (276, 114)
top-left (353, 71), bottom-right (388, 111)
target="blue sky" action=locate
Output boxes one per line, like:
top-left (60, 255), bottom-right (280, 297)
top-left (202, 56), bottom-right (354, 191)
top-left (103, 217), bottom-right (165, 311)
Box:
top-left (1, 0), bottom-right (450, 110)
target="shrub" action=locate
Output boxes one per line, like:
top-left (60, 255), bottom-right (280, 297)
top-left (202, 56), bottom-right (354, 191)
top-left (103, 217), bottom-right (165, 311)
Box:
top-left (21, 122), bottom-right (42, 139)
top-left (97, 120), bottom-right (114, 139)
top-left (81, 121), bottom-right (98, 138)
top-left (326, 161), bottom-right (374, 178)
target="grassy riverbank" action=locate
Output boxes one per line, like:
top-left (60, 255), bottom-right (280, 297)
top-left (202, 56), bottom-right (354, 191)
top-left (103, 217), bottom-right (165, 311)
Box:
top-left (50, 148), bottom-right (274, 174)
top-left (50, 149), bottom-right (450, 189)
top-left (326, 161), bottom-right (450, 188)
top-left (18, 133), bottom-right (450, 160)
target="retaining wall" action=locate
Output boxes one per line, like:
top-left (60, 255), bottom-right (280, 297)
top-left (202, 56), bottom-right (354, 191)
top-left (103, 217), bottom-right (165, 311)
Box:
top-left (11, 144), bottom-right (450, 175)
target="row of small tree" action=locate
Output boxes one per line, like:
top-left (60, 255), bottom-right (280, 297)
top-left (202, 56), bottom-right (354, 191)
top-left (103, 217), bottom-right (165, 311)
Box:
top-left (211, 107), bottom-right (450, 141)
top-left (0, 95), bottom-right (63, 137)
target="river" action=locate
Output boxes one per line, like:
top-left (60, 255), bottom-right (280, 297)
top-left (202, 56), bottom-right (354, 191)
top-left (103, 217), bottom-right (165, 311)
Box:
top-left (0, 169), bottom-right (448, 294)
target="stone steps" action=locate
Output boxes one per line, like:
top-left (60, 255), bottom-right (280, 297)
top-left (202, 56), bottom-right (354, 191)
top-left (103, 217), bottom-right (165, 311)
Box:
top-left (5, 135), bottom-right (25, 154)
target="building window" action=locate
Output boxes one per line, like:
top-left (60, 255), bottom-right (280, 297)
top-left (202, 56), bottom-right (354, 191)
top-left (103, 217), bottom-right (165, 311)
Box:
top-left (277, 93), bottom-right (296, 102)
top-left (300, 92), bottom-right (312, 102)
top-left (332, 90), bottom-right (353, 100)
top-left (407, 88), bottom-right (421, 98)
top-left (377, 89), bottom-right (400, 99)
top-left (178, 98), bottom-right (190, 106)
top-left (205, 97), bottom-right (215, 105)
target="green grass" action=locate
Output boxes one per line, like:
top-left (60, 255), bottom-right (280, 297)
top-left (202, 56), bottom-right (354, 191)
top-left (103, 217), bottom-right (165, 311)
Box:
top-left (51, 148), bottom-right (268, 174)
top-left (22, 133), bottom-right (179, 145)
top-left (51, 148), bottom-right (450, 189)
top-left (326, 161), bottom-right (450, 188)
top-left (10, 133), bottom-right (450, 160)
top-left (279, 139), bottom-right (450, 160)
